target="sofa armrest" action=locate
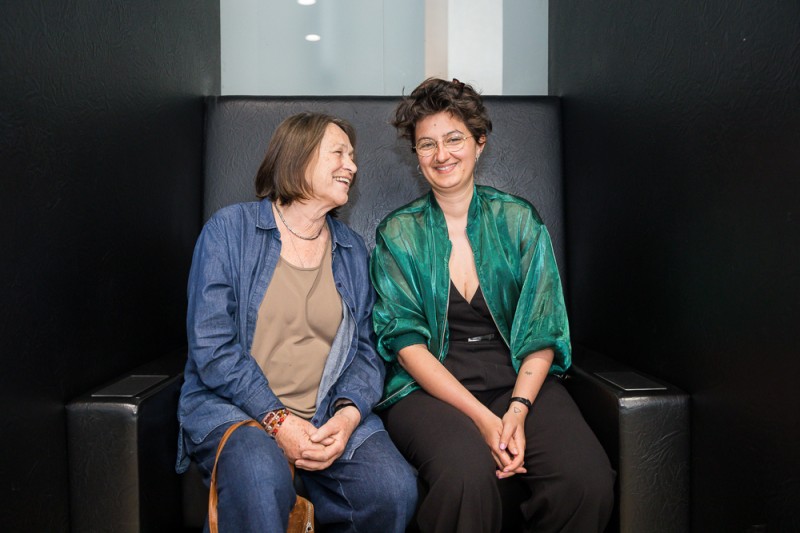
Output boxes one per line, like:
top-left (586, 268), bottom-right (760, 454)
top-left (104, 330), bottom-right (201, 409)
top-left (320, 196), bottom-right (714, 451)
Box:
top-left (565, 345), bottom-right (690, 533)
top-left (67, 350), bottom-right (186, 533)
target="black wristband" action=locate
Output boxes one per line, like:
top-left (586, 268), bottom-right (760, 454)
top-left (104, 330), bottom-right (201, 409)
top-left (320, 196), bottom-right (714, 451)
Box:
top-left (333, 400), bottom-right (356, 414)
top-left (509, 396), bottom-right (532, 409)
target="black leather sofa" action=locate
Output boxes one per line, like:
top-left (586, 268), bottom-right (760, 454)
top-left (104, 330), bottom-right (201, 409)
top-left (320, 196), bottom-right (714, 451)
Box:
top-left (67, 96), bottom-right (690, 533)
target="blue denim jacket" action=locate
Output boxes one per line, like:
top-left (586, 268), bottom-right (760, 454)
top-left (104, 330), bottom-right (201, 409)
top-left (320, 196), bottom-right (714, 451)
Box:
top-left (176, 198), bottom-right (385, 473)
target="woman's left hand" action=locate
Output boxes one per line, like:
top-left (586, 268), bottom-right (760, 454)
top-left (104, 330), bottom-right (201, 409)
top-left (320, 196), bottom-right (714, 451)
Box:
top-left (294, 406), bottom-right (361, 470)
top-left (497, 407), bottom-right (528, 479)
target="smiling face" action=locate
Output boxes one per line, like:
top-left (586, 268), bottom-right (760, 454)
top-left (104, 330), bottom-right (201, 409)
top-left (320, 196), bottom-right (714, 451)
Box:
top-left (415, 111), bottom-right (484, 197)
top-left (305, 123), bottom-right (357, 211)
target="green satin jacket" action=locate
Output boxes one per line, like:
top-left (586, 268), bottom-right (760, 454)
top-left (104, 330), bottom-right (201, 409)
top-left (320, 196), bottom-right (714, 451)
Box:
top-left (370, 185), bottom-right (571, 409)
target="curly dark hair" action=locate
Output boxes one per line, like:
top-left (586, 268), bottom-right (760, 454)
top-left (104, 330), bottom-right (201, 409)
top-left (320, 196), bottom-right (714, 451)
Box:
top-left (392, 78), bottom-right (492, 150)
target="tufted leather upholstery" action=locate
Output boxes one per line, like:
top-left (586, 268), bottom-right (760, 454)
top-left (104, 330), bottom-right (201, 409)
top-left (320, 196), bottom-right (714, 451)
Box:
top-left (67, 96), bottom-right (689, 533)
top-left (201, 96), bottom-right (567, 267)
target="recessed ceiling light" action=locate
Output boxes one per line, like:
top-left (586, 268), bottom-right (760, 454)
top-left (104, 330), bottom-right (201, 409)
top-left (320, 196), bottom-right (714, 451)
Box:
top-left (298, 0), bottom-right (316, 5)
top-left (305, 34), bottom-right (321, 42)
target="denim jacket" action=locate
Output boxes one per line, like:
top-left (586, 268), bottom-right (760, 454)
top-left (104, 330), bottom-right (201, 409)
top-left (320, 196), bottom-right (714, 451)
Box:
top-left (176, 198), bottom-right (385, 473)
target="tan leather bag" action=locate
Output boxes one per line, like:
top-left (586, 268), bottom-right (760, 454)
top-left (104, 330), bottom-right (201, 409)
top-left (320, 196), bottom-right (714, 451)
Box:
top-left (208, 420), bottom-right (315, 533)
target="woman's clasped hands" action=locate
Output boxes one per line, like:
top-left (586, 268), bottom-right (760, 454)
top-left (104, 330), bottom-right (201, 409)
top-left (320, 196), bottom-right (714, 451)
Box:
top-left (275, 406), bottom-right (361, 471)
top-left (475, 407), bottom-right (528, 480)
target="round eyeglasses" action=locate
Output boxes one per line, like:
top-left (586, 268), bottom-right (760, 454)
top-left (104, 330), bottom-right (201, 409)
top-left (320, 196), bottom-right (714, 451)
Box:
top-left (413, 134), bottom-right (472, 157)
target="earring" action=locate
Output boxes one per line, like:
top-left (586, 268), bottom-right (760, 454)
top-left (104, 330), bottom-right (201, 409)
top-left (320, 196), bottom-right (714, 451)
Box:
top-left (416, 164), bottom-right (422, 175)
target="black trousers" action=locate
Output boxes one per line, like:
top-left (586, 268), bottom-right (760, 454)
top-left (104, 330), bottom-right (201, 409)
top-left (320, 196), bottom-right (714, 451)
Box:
top-left (382, 377), bottom-right (615, 533)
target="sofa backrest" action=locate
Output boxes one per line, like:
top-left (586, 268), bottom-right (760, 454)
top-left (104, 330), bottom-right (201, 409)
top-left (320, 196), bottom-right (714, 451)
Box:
top-left (203, 96), bottom-right (566, 275)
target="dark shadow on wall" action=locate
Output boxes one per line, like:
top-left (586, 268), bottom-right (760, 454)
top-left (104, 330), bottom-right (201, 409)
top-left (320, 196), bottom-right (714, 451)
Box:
top-left (0, 2), bottom-right (220, 531)
top-left (550, 1), bottom-right (800, 531)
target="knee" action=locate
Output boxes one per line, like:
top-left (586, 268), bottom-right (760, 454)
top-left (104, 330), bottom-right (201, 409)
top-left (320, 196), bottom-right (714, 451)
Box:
top-left (578, 449), bottom-right (615, 507)
top-left (223, 425), bottom-right (288, 471)
top-left (390, 462), bottom-right (419, 507)
top-left (590, 464), bottom-right (616, 513)
top-left (218, 426), bottom-right (296, 510)
top-left (576, 464), bottom-right (615, 510)
top-left (370, 456), bottom-right (419, 518)
top-left (551, 461), bottom-right (615, 520)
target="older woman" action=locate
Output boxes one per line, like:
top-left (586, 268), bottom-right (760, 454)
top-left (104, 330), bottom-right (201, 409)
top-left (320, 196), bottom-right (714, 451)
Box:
top-left (370, 79), bottom-right (615, 532)
top-left (177, 112), bottom-right (417, 532)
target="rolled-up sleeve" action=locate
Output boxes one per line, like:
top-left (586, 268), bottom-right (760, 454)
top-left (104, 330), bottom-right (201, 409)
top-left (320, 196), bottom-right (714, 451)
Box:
top-left (370, 224), bottom-right (433, 362)
top-left (509, 217), bottom-right (571, 374)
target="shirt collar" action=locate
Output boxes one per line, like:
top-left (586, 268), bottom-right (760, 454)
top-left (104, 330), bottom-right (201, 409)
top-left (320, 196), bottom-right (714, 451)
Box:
top-left (427, 184), bottom-right (482, 229)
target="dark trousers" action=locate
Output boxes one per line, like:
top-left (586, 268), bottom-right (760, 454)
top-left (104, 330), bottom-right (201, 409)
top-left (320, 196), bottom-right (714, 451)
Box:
top-left (382, 377), bottom-right (615, 533)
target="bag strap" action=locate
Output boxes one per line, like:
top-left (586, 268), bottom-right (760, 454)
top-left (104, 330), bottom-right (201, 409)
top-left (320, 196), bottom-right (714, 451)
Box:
top-left (208, 420), bottom-right (265, 533)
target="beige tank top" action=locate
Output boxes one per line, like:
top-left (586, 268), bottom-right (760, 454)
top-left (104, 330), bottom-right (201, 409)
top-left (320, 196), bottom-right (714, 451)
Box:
top-left (251, 238), bottom-right (342, 419)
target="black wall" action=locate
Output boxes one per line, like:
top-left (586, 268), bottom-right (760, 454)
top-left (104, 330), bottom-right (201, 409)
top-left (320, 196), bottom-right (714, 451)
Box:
top-left (550, 1), bottom-right (799, 530)
top-left (0, 2), bottom-right (219, 530)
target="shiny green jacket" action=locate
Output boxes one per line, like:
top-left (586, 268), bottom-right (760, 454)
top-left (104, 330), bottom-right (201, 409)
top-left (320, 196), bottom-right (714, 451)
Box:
top-left (370, 185), bottom-right (571, 409)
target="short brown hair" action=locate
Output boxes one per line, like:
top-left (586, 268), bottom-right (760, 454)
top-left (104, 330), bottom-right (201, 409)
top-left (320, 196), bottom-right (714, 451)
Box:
top-left (392, 78), bottom-right (492, 149)
top-left (255, 112), bottom-right (356, 203)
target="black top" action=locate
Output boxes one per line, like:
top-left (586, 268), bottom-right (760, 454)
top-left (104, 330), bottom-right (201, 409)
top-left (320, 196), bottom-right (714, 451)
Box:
top-left (445, 281), bottom-right (516, 392)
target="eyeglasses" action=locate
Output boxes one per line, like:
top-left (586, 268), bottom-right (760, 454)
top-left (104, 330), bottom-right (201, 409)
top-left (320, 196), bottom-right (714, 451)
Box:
top-left (413, 134), bottom-right (472, 157)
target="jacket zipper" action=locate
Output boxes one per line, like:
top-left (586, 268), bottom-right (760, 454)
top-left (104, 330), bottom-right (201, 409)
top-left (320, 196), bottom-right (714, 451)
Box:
top-left (438, 279), bottom-right (450, 361)
top-left (468, 233), bottom-right (511, 351)
top-left (437, 235), bottom-right (451, 361)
